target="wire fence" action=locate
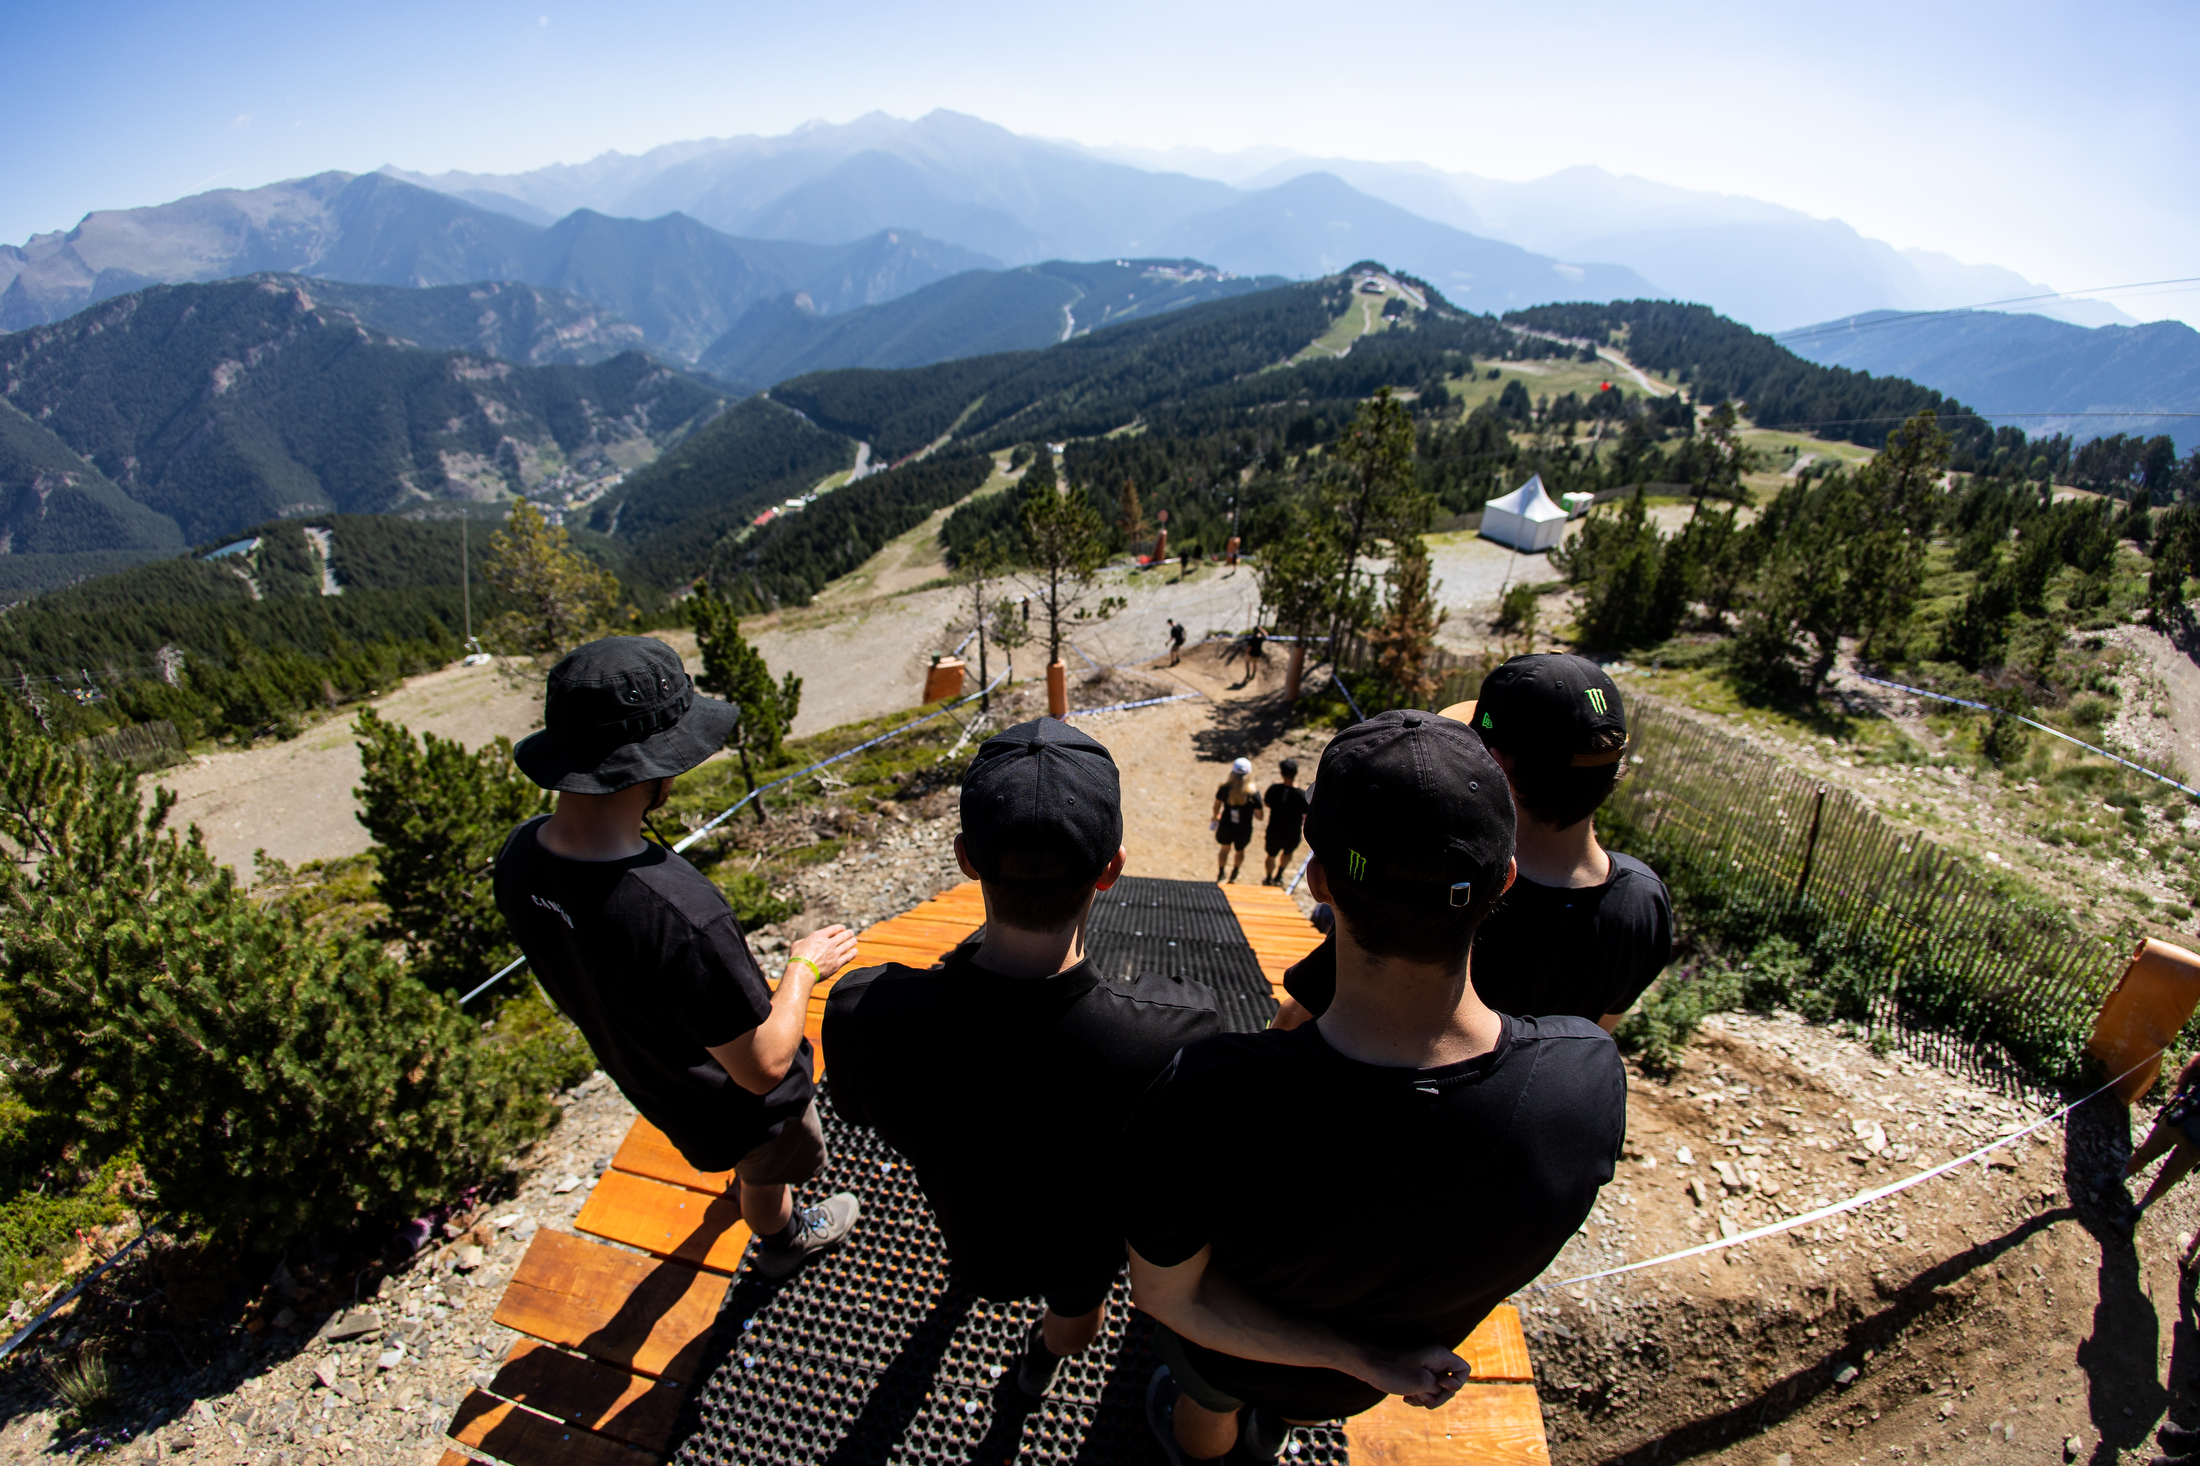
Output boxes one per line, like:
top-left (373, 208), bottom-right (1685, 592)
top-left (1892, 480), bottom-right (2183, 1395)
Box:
top-left (1602, 697), bottom-right (2124, 1085)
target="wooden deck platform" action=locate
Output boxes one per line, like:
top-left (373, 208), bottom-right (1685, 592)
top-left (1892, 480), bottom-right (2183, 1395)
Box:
top-left (444, 878), bottom-right (1547, 1465)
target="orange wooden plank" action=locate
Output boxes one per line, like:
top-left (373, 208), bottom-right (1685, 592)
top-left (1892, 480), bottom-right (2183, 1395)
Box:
top-left (439, 1453), bottom-right (483, 1466)
top-left (577, 1170), bottom-right (752, 1274)
top-left (489, 1340), bottom-right (685, 1452)
top-left (610, 1119), bottom-right (732, 1193)
top-left (1346, 1383), bottom-right (1549, 1466)
top-left (449, 1389), bottom-right (658, 1466)
top-left (1459, 1305), bottom-right (1534, 1382)
top-left (493, 1231), bottom-right (727, 1383)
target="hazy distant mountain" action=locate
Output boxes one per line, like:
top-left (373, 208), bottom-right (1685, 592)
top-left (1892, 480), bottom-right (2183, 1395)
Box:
top-left (1785, 310), bottom-right (2200, 451)
top-left (698, 259), bottom-right (1288, 386)
top-left (0, 172), bottom-right (993, 361)
top-left (391, 112), bottom-right (1647, 308)
top-left (0, 277), bottom-right (723, 551)
top-left (1145, 174), bottom-right (1652, 309)
top-left (1092, 147), bottom-right (2138, 332)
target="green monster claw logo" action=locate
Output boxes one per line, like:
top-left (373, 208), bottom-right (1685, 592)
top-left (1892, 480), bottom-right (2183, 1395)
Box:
top-left (1347, 849), bottom-right (1368, 881)
top-left (1585, 687), bottom-right (1608, 715)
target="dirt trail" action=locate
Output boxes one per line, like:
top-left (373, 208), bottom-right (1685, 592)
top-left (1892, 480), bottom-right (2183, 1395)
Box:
top-left (160, 660), bottom-right (547, 877)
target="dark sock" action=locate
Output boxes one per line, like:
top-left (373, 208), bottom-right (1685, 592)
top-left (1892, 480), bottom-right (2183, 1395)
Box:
top-left (762, 1213), bottom-right (803, 1247)
top-left (1023, 1326), bottom-right (1062, 1365)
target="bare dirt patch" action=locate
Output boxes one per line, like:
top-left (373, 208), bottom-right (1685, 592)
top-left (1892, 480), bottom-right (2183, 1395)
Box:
top-left (159, 659), bottom-right (545, 878)
top-left (1533, 1009), bottom-right (2187, 1466)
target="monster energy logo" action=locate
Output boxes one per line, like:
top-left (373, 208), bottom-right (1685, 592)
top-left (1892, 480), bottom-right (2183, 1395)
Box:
top-left (1584, 687), bottom-right (1609, 715)
top-left (1347, 849), bottom-right (1368, 881)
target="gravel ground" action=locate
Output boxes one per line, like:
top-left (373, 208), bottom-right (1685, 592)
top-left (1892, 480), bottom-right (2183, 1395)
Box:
top-left (0, 1072), bottom-right (641, 1464)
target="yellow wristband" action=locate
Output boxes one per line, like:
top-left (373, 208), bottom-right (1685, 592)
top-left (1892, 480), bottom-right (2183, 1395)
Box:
top-left (785, 955), bottom-right (823, 983)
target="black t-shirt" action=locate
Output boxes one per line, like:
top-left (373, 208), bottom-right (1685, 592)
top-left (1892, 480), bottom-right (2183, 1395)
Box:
top-left (1263, 783), bottom-right (1310, 842)
top-left (825, 950), bottom-right (1218, 1298)
top-left (492, 817), bottom-right (811, 1171)
top-left (1216, 785), bottom-right (1257, 832)
top-left (1121, 1018), bottom-right (1625, 1419)
top-left (1283, 852), bottom-right (1673, 1023)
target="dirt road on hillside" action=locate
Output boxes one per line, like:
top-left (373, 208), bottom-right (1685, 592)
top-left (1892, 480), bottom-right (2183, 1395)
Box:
top-left (161, 660), bottom-right (548, 878)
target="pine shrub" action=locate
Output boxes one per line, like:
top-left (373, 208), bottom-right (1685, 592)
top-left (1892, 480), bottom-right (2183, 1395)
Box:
top-left (0, 709), bottom-right (554, 1246)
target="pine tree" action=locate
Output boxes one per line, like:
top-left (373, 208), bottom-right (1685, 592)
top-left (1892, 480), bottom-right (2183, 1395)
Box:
top-left (1365, 537), bottom-right (1446, 711)
top-left (1018, 466), bottom-right (1120, 668)
top-left (1118, 479), bottom-right (1146, 558)
top-left (1323, 388), bottom-right (1433, 655)
top-left (485, 501), bottom-right (624, 657)
top-left (691, 588), bottom-right (800, 823)
top-left (0, 701), bottom-right (551, 1245)
top-left (954, 535), bottom-right (1009, 711)
top-left (354, 709), bottom-right (549, 992)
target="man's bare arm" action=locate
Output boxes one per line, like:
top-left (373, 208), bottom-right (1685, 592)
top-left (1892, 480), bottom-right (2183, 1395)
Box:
top-left (1128, 1245), bottom-right (1468, 1409)
top-left (707, 924), bottom-right (860, 1095)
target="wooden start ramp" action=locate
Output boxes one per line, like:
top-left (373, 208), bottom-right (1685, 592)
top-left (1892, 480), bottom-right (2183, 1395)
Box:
top-left (445, 878), bottom-right (1549, 1466)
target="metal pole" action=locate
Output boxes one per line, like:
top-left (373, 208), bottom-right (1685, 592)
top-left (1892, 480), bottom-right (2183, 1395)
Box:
top-left (461, 515), bottom-right (472, 648)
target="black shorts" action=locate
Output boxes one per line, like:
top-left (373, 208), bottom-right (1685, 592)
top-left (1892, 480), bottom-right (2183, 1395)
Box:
top-left (1264, 829), bottom-right (1301, 857)
top-left (951, 1243), bottom-right (1122, 1319)
top-left (1217, 823), bottom-right (1253, 850)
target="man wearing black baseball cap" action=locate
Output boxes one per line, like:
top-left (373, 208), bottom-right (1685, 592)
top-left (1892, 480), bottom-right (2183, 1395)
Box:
top-left (493, 636), bottom-right (862, 1278)
top-left (824, 717), bottom-right (1219, 1398)
top-left (1277, 653), bottom-right (1672, 1032)
top-left (1122, 710), bottom-right (1626, 1464)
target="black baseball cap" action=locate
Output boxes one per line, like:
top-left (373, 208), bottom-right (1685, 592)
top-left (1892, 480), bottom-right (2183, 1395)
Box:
top-left (513, 636), bottom-right (738, 794)
top-left (1473, 653), bottom-right (1629, 767)
top-left (960, 717), bottom-right (1122, 883)
top-left (1304, 709), bottom-right (1514, 908)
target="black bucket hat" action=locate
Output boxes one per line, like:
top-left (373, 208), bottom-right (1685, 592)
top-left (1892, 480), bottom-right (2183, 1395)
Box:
top-left (514, 636), bottom-right (738, 794)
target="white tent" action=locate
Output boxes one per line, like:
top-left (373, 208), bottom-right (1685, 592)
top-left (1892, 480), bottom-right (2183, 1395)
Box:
top-left (1479, 473), bottom-right (1569, 552)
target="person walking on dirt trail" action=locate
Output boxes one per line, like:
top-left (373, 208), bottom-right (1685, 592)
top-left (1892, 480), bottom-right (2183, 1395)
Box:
top-left (1246, 624), bottom-right (1266, 663)
top-left (494, 636), bottom-right (863, 1280)
top-left (1125, 710), bottom-right (1627, 1465)
top-left (824, 717), bottom-right (1219, 1398)
top-left (1274, 654), bottom-right (1671, 1034)
top-left (2113, 1051), bottom-right (2200, 1244)
top-left (1168, 619), bottom-right (1187, 666)
top-left (1212, 757), bottom-right (1261, 882)
top-left (1260, 759), bottom-right (1308, 887)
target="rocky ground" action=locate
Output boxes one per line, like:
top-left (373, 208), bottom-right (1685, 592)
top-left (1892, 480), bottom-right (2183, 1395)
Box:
top-left (1534, 1009), bottom-right (2194, 1466)
top-left (0, 1072), bottom-right (640, 1464)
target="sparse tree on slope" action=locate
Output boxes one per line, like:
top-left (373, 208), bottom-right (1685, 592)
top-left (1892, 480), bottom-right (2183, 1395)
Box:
top-left (692, 588), bottom-right (801, 824)
top-left (486, 502), bottom-right (624, 657)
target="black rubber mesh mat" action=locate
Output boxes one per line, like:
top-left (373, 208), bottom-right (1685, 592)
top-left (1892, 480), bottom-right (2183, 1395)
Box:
top-left (670, 878), bottom-right (1339, 1466)
top-left (1084, 875), bottom-right (1280, 1034)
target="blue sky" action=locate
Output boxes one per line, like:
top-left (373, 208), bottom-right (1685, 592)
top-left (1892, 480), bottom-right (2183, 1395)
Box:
top-left (6, 0), bottom-right (2195, 323)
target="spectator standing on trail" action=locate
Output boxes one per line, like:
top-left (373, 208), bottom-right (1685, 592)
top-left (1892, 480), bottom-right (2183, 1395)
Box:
top-left (1167, 619), bottom-right (1187, 666)
top-left (824, 718), bottom-right (1219, 1396)
top-left (1126, 710), bottom-right (1627, 1463)
top-left (1211, 757), bottom-right (1261, 883)
top-left (1245, 624), bottom-right (1266, 663)
top-left (494, 637), bottom-right (862, 1279)
top-left (1275, 654), bottom-right (1672, 1033)
top-left (1260, 758), bottom-right (1308, 887)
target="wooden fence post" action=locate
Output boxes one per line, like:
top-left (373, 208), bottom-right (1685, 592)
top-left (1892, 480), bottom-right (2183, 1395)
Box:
top-left (1793, 785), bottom-right (1828, 905)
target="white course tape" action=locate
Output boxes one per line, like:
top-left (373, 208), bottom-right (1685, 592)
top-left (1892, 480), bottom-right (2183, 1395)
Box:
top-left (1537, 1047), bottom-right (2162, 1290)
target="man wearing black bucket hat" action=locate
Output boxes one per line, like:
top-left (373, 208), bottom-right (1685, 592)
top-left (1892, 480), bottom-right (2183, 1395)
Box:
top-left (1122, 710), bottom-right (1626, 1464)
top-left (494, 636), bottom-right (862, 1278)
top-left (824, 717), bottom-right (1219, 1398)
top-left (1276, 653), bottom-right (1672, 1034)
